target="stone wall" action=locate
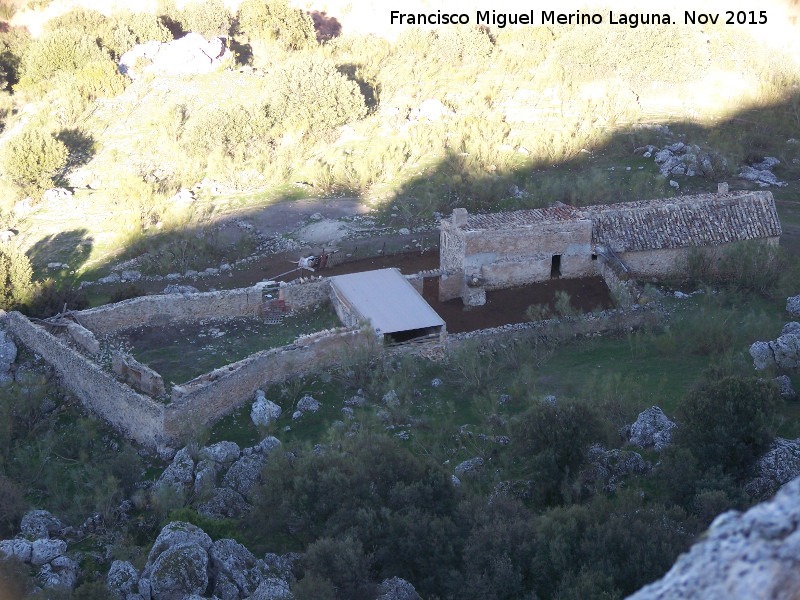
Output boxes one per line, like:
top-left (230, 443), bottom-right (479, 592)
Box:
top-left (163, 328), bottom-right (374, 440)
top-left (74, 286), bottom-right (267, 334)
top-left (279, 277), bottom-right (331, 310)
top-left (2, 311), bottom-right (167, 448)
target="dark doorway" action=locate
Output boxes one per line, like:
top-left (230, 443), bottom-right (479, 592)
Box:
top-left (551, 255), bottom-right (562, 278)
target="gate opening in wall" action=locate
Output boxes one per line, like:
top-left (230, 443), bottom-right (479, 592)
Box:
top-left (551, 255), bottom-right (562, 278)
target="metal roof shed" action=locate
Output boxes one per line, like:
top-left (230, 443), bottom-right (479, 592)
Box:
top-left (329, 268), bottom-right (445, 343)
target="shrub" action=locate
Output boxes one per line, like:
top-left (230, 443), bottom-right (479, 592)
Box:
top-left (269, 57), bottom-right (367, 133)
top-left (181, 103), bottom-right (273, 158)
top-left (237, 0), bottom-right (316, 50)
top-left (179, 0), bottom-right (233, 37)
top-left (0, 476), bottom-right (26, 538)
top-left (1, 127), bottom-right (68, 192)
top-left (108, 283), bottom-right (146, 304)
top-left (301, 537), bottom-right (375, 600)
top-left (0, 242), bottom-right (33, 310)
top-left (63, 58), bottom-right (128, 101)
top-left (25, 279), bottom-right (89, 319)
top-left (676, 376), bottom-right (781, 477)
top-left (21, 29), bottom-right (108, 84)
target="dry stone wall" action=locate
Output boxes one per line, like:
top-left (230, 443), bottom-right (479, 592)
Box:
top-left (2, 311), bottom-right (167, 448)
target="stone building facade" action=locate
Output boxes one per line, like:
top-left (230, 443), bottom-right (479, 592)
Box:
top-left (439, 188), bottom-right (781, 304)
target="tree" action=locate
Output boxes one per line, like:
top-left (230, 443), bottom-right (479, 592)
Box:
top-left (0, 241), bottom-right (33, 310)
top-left (179, 0), bottom-right (233, 38)
top-left (237, 0), bottom-right (316, 50)
top-left (676, 376), bottom-right (782, 477)
top-left (1, 127), bottom-right (68, 192)
top-left (22, 29), bottom-right (107, 84)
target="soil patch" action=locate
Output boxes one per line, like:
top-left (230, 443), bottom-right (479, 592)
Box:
top-left (422, 276), bottom-right (614, 334)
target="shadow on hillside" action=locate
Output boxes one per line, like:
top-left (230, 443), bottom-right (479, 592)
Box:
top-left (26, 229), bottom-right (93, 276)
top-left (64, 85), bottom-right (800, 293)
top-left (310, 11), bottom-right (341, 42)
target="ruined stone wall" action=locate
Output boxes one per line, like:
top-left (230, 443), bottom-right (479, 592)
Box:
top-left (280, 278), bottom-right (331, 310)
top-left (3, 311), bottom-right (166, 448)
top-left (74, 286), bottom-right (266, 334)
top-left (163, 328), bottom-right (374, 440)
top-left (597, 257), bottom-right (635, 309)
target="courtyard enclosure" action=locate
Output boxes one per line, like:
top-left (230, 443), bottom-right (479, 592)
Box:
top-left (439, 188), bottom-right (781, 305)
top-left (329, 268), bottom-right (446, 343)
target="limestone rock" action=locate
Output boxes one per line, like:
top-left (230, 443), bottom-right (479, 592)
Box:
top-left (750, 340), bottom-right (775, 370)
top-left (39, 556), bottom-right (79, 589)
top-left (147, 542), bottom-right (209, 600)
top-left (262, 553), bottom-right (297, 583)
top-left (787, 295), bottom-right (800, 317)
top-left (746, 438), bottom-right (800, 498)
top-left (119, 33), bottom-right (232, 80)
top-left (454, 457), bottom-right (484, 477)
top-left (196, 487), bottom-right (252, 520)
top-left (42, 188), bottom-right (72, 203)
top-left (382, 390), bottom-right (400, 407)
top-left (781, 322), bottom-right (800, 336)
top-left (0, 538), bottom-right (32, 562)
top-left (107, 560), bottom-right (140, 599)
top-left (146, 522), bottom-right (212, 567)
top-left (253, 436), bottom-right (281, 455)
top-left (199, 441), bottom-right (241, 467)
top-left (248, 578), bottom-right (293, 600)
top-left (626, 475), bottom-right (800, 600)
top-left (0, 329), bottom-right (17, 373)
top-left (156, 448), bottom-right (195, 495)
top-left (20, 510), bottom-right (63, 540)
top-left (222, 453), bottom-right (269, 499)
top-left (625, 406), bottom-right (676, 451)
top-left (771, 333), bottom-right (800, 370)
top-left (774, 375), bottom-right (797, 400)
top-left (251, 394), bottom-right (282, 427)
top-left (193, 459), bottom-right (218, 496)
top-left (162, 284), bottom-right (199, 295)
top-left (30, 538), bottom-right (67, 566)
top-left (210, 538), bottom-right (263, 597)
top-left (376, 577), bottom-right (423, 600)
top-left (296, 394), bottom-right (320, 413)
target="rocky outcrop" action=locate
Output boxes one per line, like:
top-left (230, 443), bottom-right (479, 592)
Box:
top-left (0, 327), bottom-right (17, 378)
top-left (251, 391), bottom-right (282, 427)
top-left (622, 406), bottom-right (676, 451)
top-left (107, 560), bottom-right (140, 599)
top-left (626, 475), bottom-right (800, 600)
top-left (376, 577), bottom-right (423, 600)
top-left (750, 320), bottom-right (800, 371)
top-left (118, 33), bottom-right (233, 80)
top-left (746, 438), bottom-right (800, 498)
top-left (155, 447), bottom-right (195, 496)
top-left (641, 142), bottom-right (727, 179)
top-left (19, 509), bottom-right (63, 540)
top-left (774, 375), bottom-right (797, 400)
top-left (147, 542), bottom-right (209, 600)
top-left (454, 457), bottom-right (484, 477)
top-left (738, 157), bottom-right (787, 188)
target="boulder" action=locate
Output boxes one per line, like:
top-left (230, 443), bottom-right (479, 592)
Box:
top-left (193, 459), bottom-right (218, 496)
top-left (155, 448), bottom-right (195, 495)
top-left (120, 270), bottom-right (142, 282)
top-left (382, 390), bottom-right (400, 407)
top-left (196, 487), bottom-right (252, 520)
top-left (254, 436), bottom-right (281, 455)
top-left (119, 33), bottom-right (233, 80)
top-left (210, 538), bottom-right (263, 597)
top-left (251, 395), bottom-right (282, 427)
top-left (147, 543), bottom-right (209, 600)
top-left (248, 578), bottom-right (293, 600)
top-left (30, 538), bottom-right (67, 566)
top-left (0, 329), bottom-right (17, 373)
top-left (262, 553), bottom-right (297, 583)
top-left (745, 438), bottom-right (800, 498)
top-left (107, 560), bottom-right (140, 599)
top-left (39, 556), bottom-right (79, 589)
top-left (221, 453), bottom-right (269, 499)
top-left (626, 475), bottom-right (800, 600)
top-left (20, 510), bottom-right (63, 540)
top-left (781, 322), bottom-right (800, 336)
top-left (296, 394), bottom-right (321, 413)
top-left (199, 441), bottom-right (241, 467)
top-left (750, 341), bottom-right (775, 370)
top-left (376, 577), bottom-right (423, 600)
top-left (774, 375), bottom-right (797, 400)
top-left (738, 165), bottom-right (787, 187)
top-left (770, 333), bottom-right (800, 370)
top-left (454, 457), bottom-right (484, 477)
top-left (0, 538), bottom-right (32, 562)
top-left (42, 188), bottom-right (72, 203)
top-left (146, 522), bottom-right (212, 567)
top-left (626, 406), bottom-right (676, 451)
top-left (787, 295), bottom-right (800, 317)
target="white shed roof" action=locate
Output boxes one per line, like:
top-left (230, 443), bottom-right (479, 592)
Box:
top-left (329, 268), bottom-right (444, 335)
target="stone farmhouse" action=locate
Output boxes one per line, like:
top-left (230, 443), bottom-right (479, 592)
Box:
top-left (439, 187), bottom-right (781, 305)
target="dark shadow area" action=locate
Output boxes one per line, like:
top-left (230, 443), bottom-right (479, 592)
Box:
top-left (25, 228), bottom-right (94, 277)
top-left (229, 38), bottom-right (253, 66)
top-left (57, 128), bottom-right (96, 170)
top-left (309, 10), bottom-right (341, 42)
top-left (158, 14), bottom-right (185, 39)
top-left (338, 63), bottom-right (379, 109)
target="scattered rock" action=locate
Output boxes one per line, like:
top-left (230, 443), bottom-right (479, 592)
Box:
top-left (411, 99), bottom-right (452, 122)
top-left (30, 538), bottom-right (67, 566)
top-left (221, 454), bottom-right (269, 499)
top-left (787, 295), bottom-right (800, 318)
top-left (376, 576), bottom-right (423, 600)
top-left (745, 438), bottom-right (800, 498)
top-left (197, 487), bottom-right (252, 520)
top-left (107, 560), bottom-right (140, 599)
top-left (249, 578), bottom-right (293, 600)
top-left (738, 157), bottom-right (787, 187)
top-left (341, 407), bottom-right (355, 420)
top-left (147, 522), bottom-right (212, 566)
top-left (345, 395), bottom-right (366, 407)
top-left (382, 390), bottom-right (400, 407)
top-left (251, 394), bottom-right (283, 427)
top-left (168, 188), bottom-right (196, 203)
top-left (0, 329), bottom-right (17, 374)
top-left (254, 435), bottom-right (281, 456)
top-left (147, 543), bottom-right (209, 600)
top-left (624, 406), bottom-right (676, 451)
top-left (454, 457), bottom-right (484, 477)
top-left (39, 556), bottom-right (79, 589)
top-left (42, 188), bottom-right (72, 203)
top-left (120, 270), bottom-right (142, 282)
top-left (430, 378), bottom-right (442, 388)
top-left (98, 273), bottom-right (122, 285)
top-left (0, 539), bottom-right (32, 562)
top-left (209, 538), bottom-right (262, 597)
top-left (774, 375), bottom-right (797, 400)
top-left (750, 340), bottom-right (775, 370)
top-left (155, 447), bottom-right (195, 495)
top-left (627, 475), bottom-right (800, 600)
top-left (199, 441), bottom-right (241, 467)
top-left (20, 509), bottom-right (63, 540)
top-left (296, 394), bottom-right (321, 413)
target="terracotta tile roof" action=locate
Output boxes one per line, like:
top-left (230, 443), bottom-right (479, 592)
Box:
top-left (587, 191), bottom-right (781, 252)
top-left (465, 204), bottom-right (584, 231)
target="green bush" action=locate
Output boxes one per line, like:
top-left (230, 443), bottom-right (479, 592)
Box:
top-left (269, 57), bottom-right (368, 133)
top-left (0, 242), bottom-right (33, 310)
top-left (179, 0), bottom-right (233, 37)
top-left (676, 376), bottom-right (781, 477)
top-left (236, 0), bottom-right (316, 50)
top-left (301, 537), bottom-right (375, 600)
top-left (25, 279), bottom-right (89, 319)
top-left (0, 26), bottom-right (32, 87)
top-left (62, 58), bottom-right (128, 101)
top-left (21, 28), bottom-right (108, 84)
top-left (0, 476), bottom-right (26, 538)
top-left (182, 103), bottom-right (273, 158)
top-left (1, 127), bottom-right (68, 192)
